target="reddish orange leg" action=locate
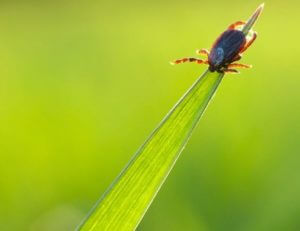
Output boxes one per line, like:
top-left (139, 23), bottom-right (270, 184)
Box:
top-left (228, 63), bottom-right (252, 69)
top-left (196, 48), bottom-right (210, 57)
top-left (224, 68), bottom-right (239, 74)
top-left (228, 21), bottom-right (246, 30)
top-left (170, 57), bottom-right (208, 65)
top-left (240, 32), bottom-right (257, 53)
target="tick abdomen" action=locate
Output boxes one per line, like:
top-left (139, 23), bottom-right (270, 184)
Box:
top-left (209, 30), bottom-right (246, 69)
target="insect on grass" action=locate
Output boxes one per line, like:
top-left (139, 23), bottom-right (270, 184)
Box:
top-left (77, 4), bottom-right (264, 231)
top-left (171, 3), bottom-right (264, 74)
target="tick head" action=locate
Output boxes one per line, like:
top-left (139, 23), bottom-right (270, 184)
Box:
top-left (209, 47), bottom-right (224, 70)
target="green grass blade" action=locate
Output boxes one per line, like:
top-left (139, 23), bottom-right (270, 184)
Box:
top-left (77, 69), bottom-right (224, 231)
top-left (242, 3), bottom-right (264, 35)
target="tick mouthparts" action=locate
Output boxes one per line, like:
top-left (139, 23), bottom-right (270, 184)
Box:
top-left (242, 3), bottom-right (264, 36)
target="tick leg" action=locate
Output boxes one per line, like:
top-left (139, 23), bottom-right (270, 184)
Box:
top-left (224, 68), bottom-right (240, 74)
top-left (228, 21), bottom-right (246, 30)
top-left (196, 48), bottom-right (210, 57)
top-left (170, 57), bottom-right (208, 65)
top-left (240, 32), bottom-right (257, 53)
top-left (228, 63), bottom-right (252, 69)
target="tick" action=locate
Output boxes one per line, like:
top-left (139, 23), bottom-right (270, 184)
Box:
top-left (171, 5), bottom-right (264, 74)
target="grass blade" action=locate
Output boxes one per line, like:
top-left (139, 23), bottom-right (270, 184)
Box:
top-left (78, 3), bottom-right (264, 230)
top-left (242, 3), bottom-right (264, 35)
top-left (77, 69), bottom-right (224, 231)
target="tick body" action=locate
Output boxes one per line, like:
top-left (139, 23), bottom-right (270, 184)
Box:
top-left (171, 20), bottom-right (258, 74)
top-left (208, 29), bottom-right (246, 72)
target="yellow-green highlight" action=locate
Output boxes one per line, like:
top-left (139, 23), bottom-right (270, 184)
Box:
top-left (78, 70), bottom-right (223, 230)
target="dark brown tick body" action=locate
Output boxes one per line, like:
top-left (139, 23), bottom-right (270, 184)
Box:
top-left (171, 21), bottom-right (257, 74)
top-left (208, 29), bottom-right (246, 72)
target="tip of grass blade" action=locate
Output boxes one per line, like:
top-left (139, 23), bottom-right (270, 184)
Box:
top-left (242, 3), bottom-right (264, 35)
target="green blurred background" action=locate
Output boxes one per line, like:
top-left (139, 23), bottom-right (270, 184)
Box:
top-left (0, 0), bottom-right (299, 230)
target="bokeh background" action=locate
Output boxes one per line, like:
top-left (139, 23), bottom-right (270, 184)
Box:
top-left (0, 0), bottom-right (299, 230)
